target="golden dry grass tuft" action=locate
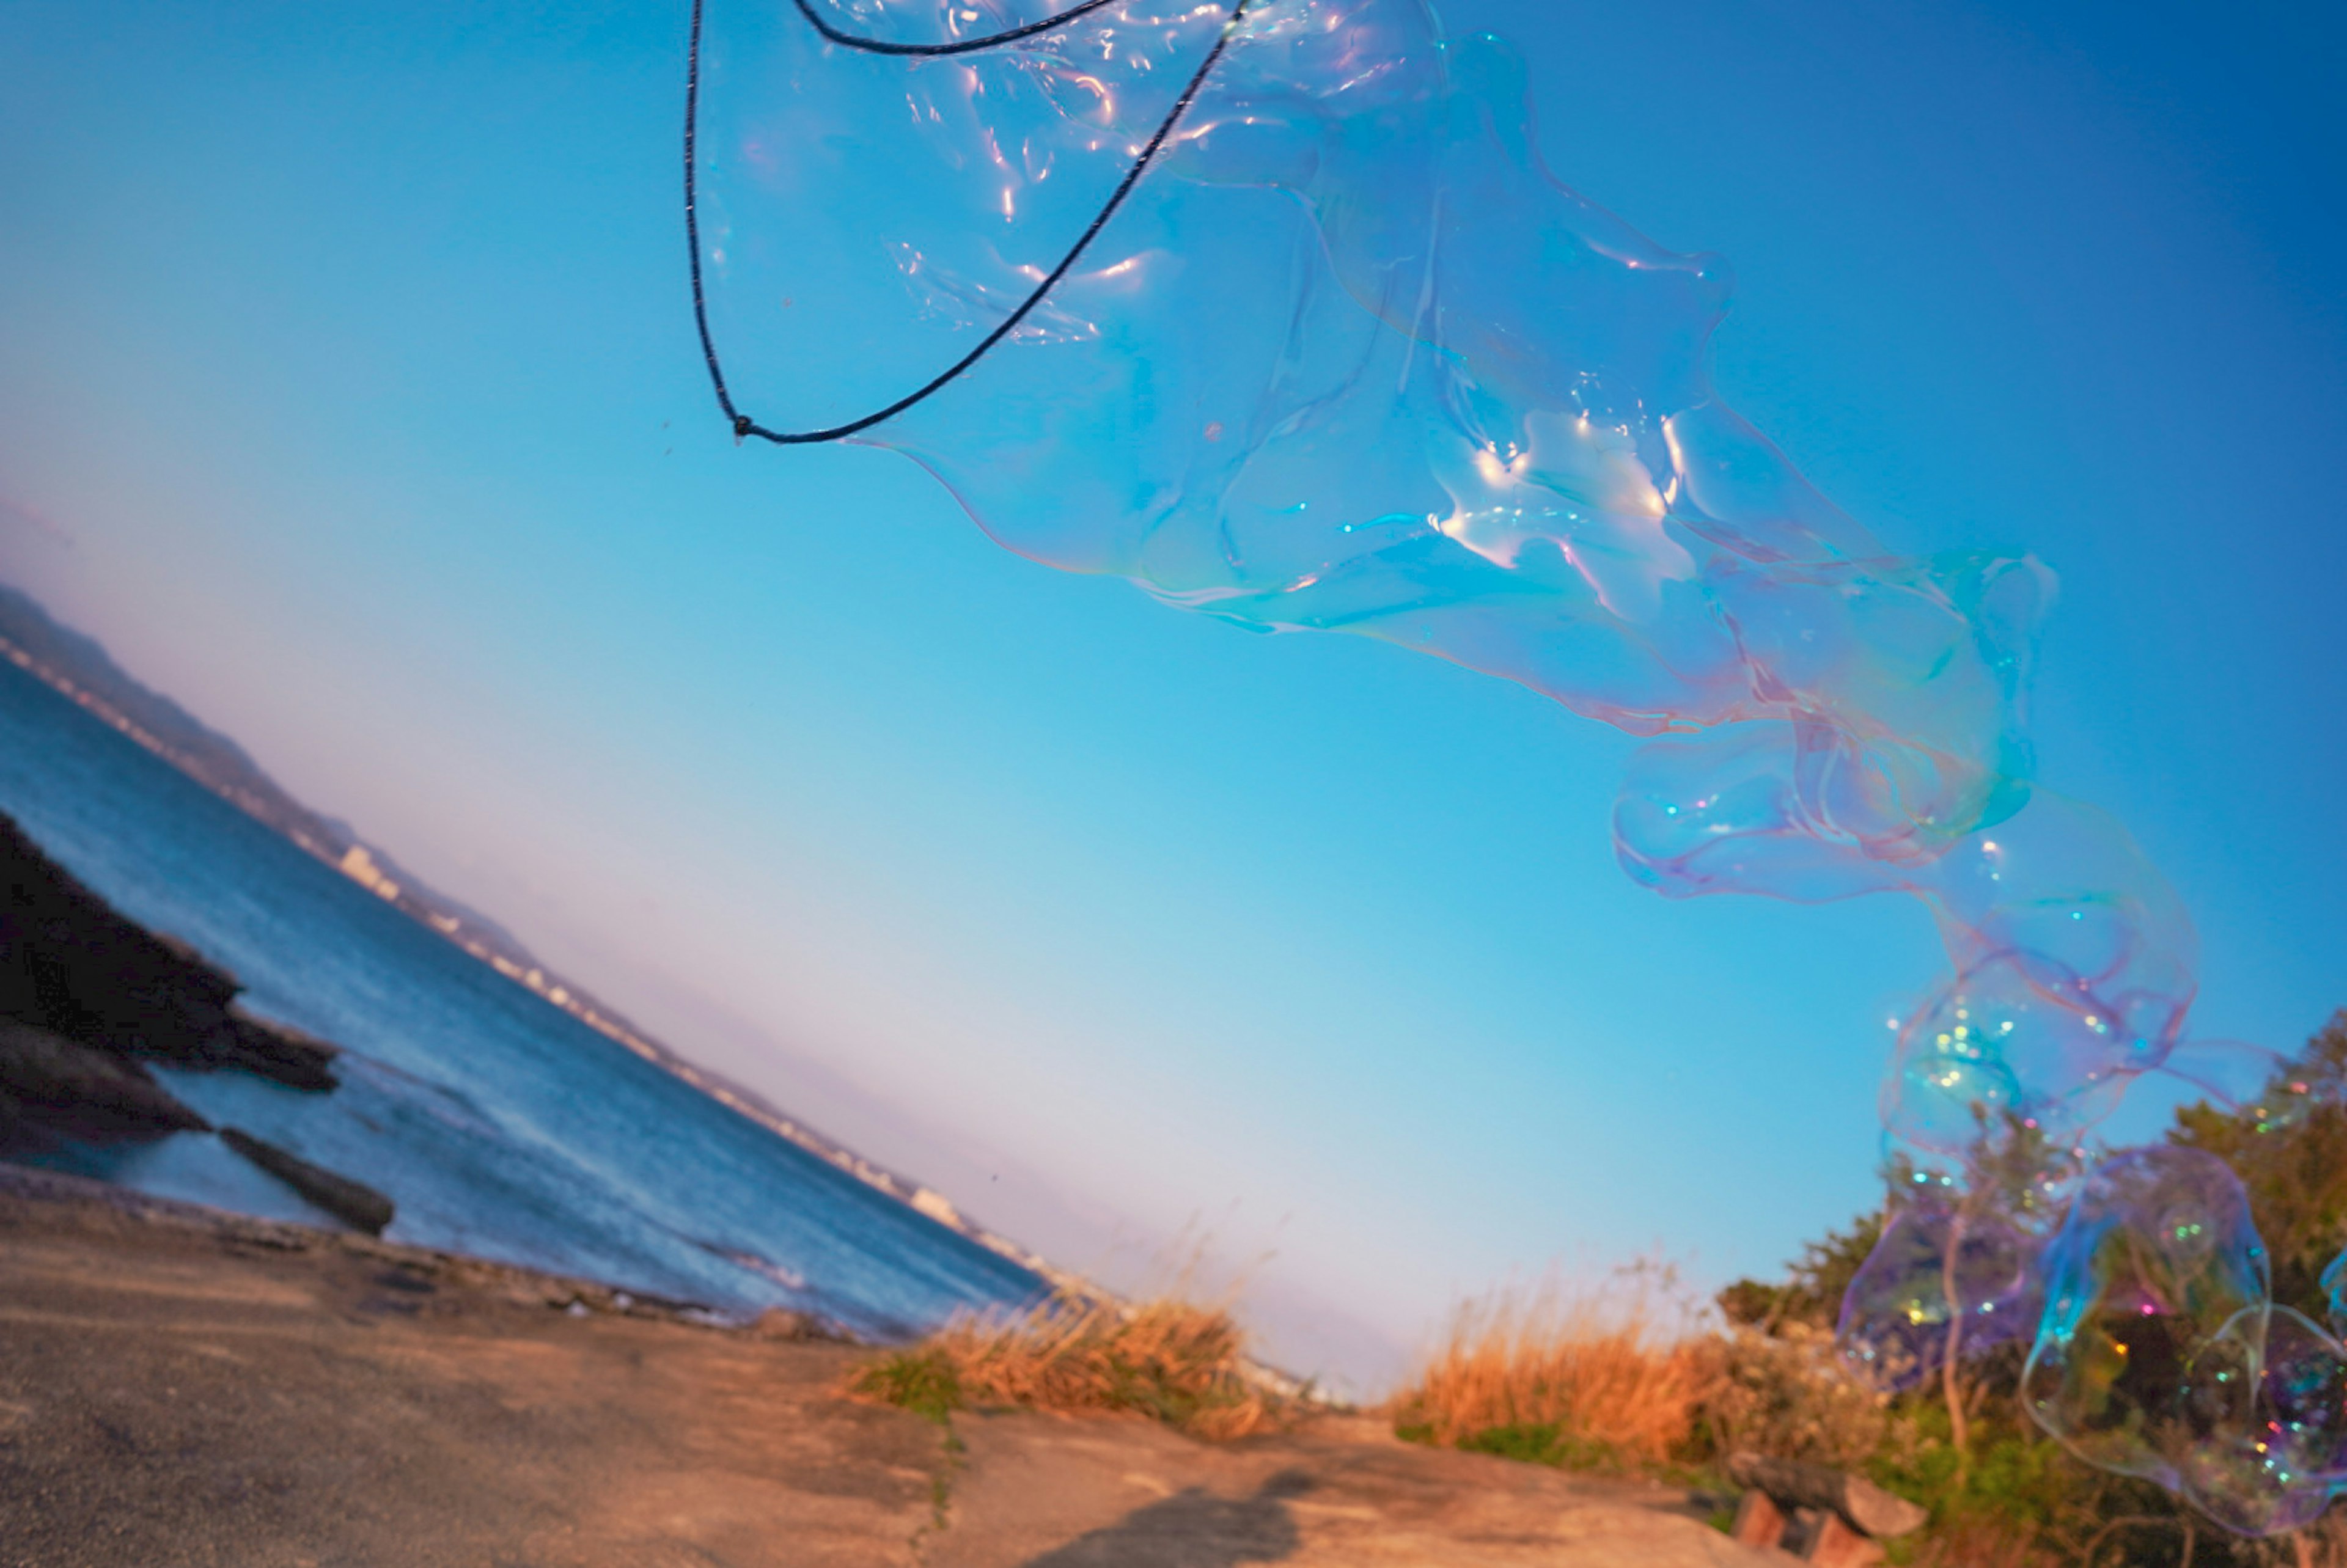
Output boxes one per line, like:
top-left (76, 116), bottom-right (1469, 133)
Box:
top-left (1389, 1264), bottom-right (1890, 1476)
top-left (1387, 1270), bottom-right (1714, 1470)
top-left (852, 1289), bottom-right (1284, 1441)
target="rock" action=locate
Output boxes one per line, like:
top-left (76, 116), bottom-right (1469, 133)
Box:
top-left (0, 814), bottom-right (237, 1055)
top-left (751, 1307), bottom-right (821, 1340)
top-left (223, 1005), bottom-right (339, 1091)
top-left (150, 931), bottom-right (238, 992)
top-left (1, 813), bottom-right (238, 1058)
top-left (0, 1020), bottom-right (212, 1137)
top-left (0, 811), bottom-right (342, 1091)
top-left (1725, 1451), bottom-right (1927, 1540)
top-left (219, 1127), bottom-right (394, 1235)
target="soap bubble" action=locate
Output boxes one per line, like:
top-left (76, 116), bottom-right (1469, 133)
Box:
top-left (2177, 1305), bottom-right (2347, 1536)
top-left (2324, 1254), bottom-right (2347, 1341)
top-left (2022, 1147), bottom-right (2269, 1489)
top-left (1882, 959), bottom-right (2153, 1156)
top-left (2014, 1145), bottom-right (2347, 1532)
top-left (1838, 1202), bottom-right (2044, 1393)
top-left (698, 9), bottom-right (2194, 1137)
top-left (696, 0), bottom-right (2310, 1529)
top-left (2162, 1039), bottom-right (2315, 1135)
top-left (1842, 1110), bottom-right (2080, 1392)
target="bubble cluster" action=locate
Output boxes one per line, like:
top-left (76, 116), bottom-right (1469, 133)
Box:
top-left (2021, 1147), bottom-right (2347, 1536)
top-left (694, 0), bottom-right (2329, 1530)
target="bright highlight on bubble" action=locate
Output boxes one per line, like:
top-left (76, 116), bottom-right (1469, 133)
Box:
top-left (691, 0), bottom-right (2335, 1530)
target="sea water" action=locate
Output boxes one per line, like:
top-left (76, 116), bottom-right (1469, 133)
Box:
top-left (0, 656), bottom-right (1044, 1338)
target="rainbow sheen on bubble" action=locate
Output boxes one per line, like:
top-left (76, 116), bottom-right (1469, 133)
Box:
top-left (696, 0), bottom-right (2340, 1530)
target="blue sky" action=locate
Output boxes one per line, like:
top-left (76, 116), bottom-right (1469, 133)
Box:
top-left (1, 0), bottom-right (2340, 1387)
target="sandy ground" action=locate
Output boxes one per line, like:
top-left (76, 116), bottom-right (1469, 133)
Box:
top-left (0, 1164), bottom-right (1782, 1567)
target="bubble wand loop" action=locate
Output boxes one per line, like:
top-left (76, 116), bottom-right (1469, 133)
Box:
top-left (684, 0), bottom-right (1254, 445)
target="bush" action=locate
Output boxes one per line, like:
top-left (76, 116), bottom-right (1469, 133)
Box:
top-left (1695, 1321), bottom-right (1889, 1470)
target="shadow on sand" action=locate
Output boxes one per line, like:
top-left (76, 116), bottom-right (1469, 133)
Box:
top-left (1021, 1468), bottom-right (1313, 1567)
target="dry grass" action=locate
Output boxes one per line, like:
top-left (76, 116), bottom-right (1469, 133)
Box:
top-left (1389, 1262), bottom-right (1895, 1476)
top-left (851, 1289), bottom-right (1284, 1441)
top-left (1387, 1269), bottom-right (1713, 1469)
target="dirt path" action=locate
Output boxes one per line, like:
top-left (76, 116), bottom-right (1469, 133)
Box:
top-left (0, 1165), bottom-right (1779, 1567)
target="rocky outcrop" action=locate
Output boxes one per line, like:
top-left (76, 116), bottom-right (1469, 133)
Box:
top-left (0, 811), bottom-right (338, 1092)
top-left (219, 1128), bottom-right (395, 1235)
top-left (223, 1005), bottom-right (340, 1092)
top-left (0, 811), bottom-right (402, 1231)
top-left (0, 1020), bottom-right (211, 1138)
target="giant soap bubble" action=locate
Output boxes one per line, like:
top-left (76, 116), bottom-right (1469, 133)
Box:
top-left (688, 0), bottom-right (2340, 1530)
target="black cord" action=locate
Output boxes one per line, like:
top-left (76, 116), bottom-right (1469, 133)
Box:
top-left (686, 0), bottom-right (1251, 445)
top-left (785, 0), bottom-right (1123, 57)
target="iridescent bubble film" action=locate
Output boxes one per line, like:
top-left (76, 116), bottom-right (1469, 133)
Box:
top-left (694, 0), bottom-right (2340, 1530)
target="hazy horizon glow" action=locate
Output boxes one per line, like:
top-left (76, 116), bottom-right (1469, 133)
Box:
top-left (1, 0), bottom-right (2341, 1391)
